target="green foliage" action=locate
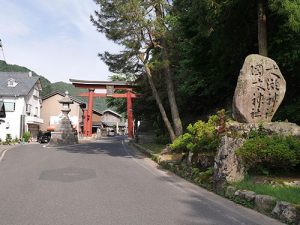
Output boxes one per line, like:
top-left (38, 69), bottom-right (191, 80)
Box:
top-left (170, 0), bottom-right (300, 125)
top-left (269, 0), bottom-right (300, 32)
top-left (140, 143), bottom-right (165, 155)
top-left (14, 137), bottom-right (19, 143)
top-left (155, 133), bottom-right (170, 145)
top-left (22, 132), bottom-right (31, 142)
top-left (236, 134), bottom-right (300, 173)
top-left (162, 162), bottom-right (214, 190)
top-left (5, 133), bottom-right (12, 145)
top-left (170, 111), bottom-right (222, 154)
top-left (234, 179), bottom-right (300, 205)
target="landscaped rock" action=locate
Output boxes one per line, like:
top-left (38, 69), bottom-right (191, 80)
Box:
top-left (255, 195), bottom-right (276, 213)
top-left (233, 54), bottom-right (286, 123)
top-left (214, 136), bottom-right (245, 193)
top-left (158, 153), bottom-right (182, 163)
top-left (234, 190), bottom-right (256, 202)
top-left (272, 201), bottom-right (298, 224)
top-left (225, 186), bottom-right (237, 197)
top-left (283, 181), bottom-right (300, 188)
top-left (227, 121), bottom-right (300, 137)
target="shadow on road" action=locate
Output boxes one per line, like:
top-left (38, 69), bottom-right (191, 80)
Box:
top-left (53, 136), bottom-right (145, 160)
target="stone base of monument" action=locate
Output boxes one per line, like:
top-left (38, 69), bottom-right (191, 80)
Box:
top-left (213, 121), bottom-right (300, 193)
top-left (48, 118), bottom-right (78, 146)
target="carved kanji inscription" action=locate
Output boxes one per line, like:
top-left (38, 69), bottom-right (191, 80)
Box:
top-left (233, 55), bottom-right (286, 123)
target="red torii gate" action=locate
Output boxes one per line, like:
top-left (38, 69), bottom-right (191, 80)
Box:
top-left (70, 79), bottom-right (137, 139)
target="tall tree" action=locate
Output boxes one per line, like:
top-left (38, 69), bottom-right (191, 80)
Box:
top-left (91, 0), bottom-right (183, 141)
top-left (258, 0), bottom-right (268, 56)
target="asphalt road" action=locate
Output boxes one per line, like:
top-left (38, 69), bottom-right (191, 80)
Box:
top-left (0, 137), bottom-right (283, 225)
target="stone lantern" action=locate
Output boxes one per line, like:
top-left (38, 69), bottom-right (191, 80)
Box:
top-left (48, 91), bottom-right (78, 146)
top-left (59, 91), bottom-right (73, 118)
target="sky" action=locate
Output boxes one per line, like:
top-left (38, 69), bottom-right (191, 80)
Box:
top-left (0, 0), bottom-right (121, 83)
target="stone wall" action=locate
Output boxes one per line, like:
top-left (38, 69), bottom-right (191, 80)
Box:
top-left (213, 121), bottom-right (300, 193)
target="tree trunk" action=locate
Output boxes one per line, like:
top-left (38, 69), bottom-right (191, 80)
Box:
top-left (257, 0), bottom-right (268, 56)
top-left (161, 38), bottom-right (183, 137)
top-left (154, 2), bottom-right (183, 137)
top-left (144, 63), bottom-right (176, 142)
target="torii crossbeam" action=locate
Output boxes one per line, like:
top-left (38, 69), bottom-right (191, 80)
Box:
top-left (70, 79), bottom-right (137, 139)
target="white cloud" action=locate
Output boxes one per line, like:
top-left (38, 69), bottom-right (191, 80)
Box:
top-left (0, 1), bottom-right (32, 36)
top-left (0, 0), bottom-right (122, 83)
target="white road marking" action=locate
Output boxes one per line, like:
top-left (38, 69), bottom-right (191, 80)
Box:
top-left (0, 148), bottom-right (11, 162)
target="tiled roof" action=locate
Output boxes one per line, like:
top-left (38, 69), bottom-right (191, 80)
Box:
top-left (42, 90), bottom-right (84, 104)
top-left (102, 109), bottom-right (122, 118)
top-left (0, 72), bottom-right (39, 97)
top-left (42, 91), bottom-right (102, 114)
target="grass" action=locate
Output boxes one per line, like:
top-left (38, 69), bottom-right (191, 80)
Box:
top-left (140, 143), bottom-right (165, 154)
top-left (234, 179), bottom-right (300, 205)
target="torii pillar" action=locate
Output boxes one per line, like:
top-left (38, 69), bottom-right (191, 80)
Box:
top-left (70, 79), bottom-right (137, 139)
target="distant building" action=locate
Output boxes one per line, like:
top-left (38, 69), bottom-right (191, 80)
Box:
top-left (40, 91), bottom-right (103, 135)
top-left (101, 109), bottom-right (126, 135)
top-left (40, 91), bottom-right (85, 132)
top-left (0, 72), bottom-right (43, 140)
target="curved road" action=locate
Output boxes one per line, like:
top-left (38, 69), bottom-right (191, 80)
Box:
top-left (0, 137), bottom-right (282, 225)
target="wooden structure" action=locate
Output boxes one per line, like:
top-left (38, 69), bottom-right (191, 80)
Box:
top-left (69, 79), bottom-right (137, 138)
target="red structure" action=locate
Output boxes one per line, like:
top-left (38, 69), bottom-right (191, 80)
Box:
top-left (70, 79), bottom-right (137, 138)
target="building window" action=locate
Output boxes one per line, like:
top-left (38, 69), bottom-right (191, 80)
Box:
top-left (33, 89), bottom-right (39, 98)
top-left (7, 78), bottom-right (18, 87)
top-left (4, 102), bottom-right (15, 112)
top-left (34, 107), bottom-right (38, 117)
top-left (26, 104), bottom-right (32, 114)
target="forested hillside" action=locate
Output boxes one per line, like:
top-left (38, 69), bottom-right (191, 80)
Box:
top-left (0, 60), bottom-right (107, 111)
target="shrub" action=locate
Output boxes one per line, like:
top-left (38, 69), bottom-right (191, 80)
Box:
top-left (169, 133), bottom-right (192, 153)
top-left (22, 131), bottom-right (31, 142)
top-left (170, 111), bottom-right (223, 154)
top-left (5, 133), bottom-right (12, 145)
top-left (236, 134), bottom-right (300, 174)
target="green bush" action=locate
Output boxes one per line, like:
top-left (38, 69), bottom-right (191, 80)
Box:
top-left (170, 111), bottom-right (223, 155)
top-left (169, 132), bottom-right (192, 153)
top-left (236, 134), bottom-right (300, 173)
top-left (22, 131), bottom-right (31, 142)
top-left (14, 137), bottom-right (19, 143)
top-left (5, 133), bottom-right (12, 145)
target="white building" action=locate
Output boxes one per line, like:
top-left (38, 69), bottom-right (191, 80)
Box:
top-left (0, 72), bottom-right (43, 141)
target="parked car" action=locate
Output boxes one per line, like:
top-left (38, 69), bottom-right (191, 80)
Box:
top-left (39, 132), bottom-right (51, 143)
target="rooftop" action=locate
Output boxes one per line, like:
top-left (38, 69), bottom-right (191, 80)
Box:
top-left (0, 72), bottom-right (40, 97)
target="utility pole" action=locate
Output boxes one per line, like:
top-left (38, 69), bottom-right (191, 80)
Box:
top-left (0, 38), bottom-right (7, 62)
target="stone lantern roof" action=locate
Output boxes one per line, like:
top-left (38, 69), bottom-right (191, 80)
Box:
top-left (58, 91), bottom-right (73, 105)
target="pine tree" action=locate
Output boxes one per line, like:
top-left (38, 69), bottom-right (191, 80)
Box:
top-left (91, 0), bottom-right (183, 141)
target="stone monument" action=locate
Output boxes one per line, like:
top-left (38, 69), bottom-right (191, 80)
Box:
top-left (48, 91), bottom-right (78, 146)
top-left (233, 54), bottom-right (286, 123)
top-left (214, 54), bottom-right (288, 193)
